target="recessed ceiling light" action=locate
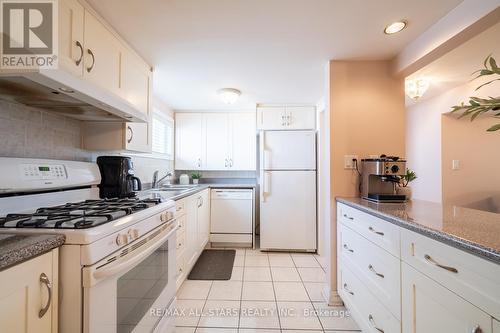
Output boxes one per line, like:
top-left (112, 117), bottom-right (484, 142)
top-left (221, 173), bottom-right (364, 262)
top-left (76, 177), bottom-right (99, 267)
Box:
top-left (384, 21), bottom-right (407, 34)
top-left (217, 88), bottom-right (241, 104)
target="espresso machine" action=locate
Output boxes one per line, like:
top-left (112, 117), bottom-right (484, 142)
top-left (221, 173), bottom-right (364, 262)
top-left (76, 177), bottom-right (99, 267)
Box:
top-left (361, 156), bottom-right (407, 203)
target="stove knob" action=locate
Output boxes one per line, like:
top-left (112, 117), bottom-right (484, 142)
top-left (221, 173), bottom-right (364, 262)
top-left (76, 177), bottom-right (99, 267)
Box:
top-left (128, 228), bottom-right (139, 240)
top-left (116, 234), bottom-right (128, 246)
top-left (161, 211), bottom-right (174, 222)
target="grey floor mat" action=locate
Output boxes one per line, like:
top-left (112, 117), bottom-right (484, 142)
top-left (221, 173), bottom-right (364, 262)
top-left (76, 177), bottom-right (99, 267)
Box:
top-left (187, 249), bottom-right (236, 280)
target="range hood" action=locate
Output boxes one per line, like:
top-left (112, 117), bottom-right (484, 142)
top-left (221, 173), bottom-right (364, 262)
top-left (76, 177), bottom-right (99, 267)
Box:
top-left (0, 69), bottom-right (147, 122)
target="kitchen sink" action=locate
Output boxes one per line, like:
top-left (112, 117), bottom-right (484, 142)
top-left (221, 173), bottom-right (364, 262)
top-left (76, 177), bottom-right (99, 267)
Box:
top-left (159, 184), bottom-right (200, 190)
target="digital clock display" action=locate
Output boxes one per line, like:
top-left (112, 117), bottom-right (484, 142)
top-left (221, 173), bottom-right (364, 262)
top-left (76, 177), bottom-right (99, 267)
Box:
top-left (38, 166), bottom-right (50, 172)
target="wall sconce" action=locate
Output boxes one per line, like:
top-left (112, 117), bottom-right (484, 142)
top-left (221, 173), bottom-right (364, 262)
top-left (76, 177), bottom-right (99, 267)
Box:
top-left (405, 78), bottom-right (430, 100)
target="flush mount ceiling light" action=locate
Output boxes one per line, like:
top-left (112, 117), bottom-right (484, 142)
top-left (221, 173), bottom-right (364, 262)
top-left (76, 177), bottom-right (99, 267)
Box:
top-left (405, 78), bottom-right (430, 100)
top-left (218, 88), bottom-right (241, 104)
top-left (384, 21), bottom-right (407, 34)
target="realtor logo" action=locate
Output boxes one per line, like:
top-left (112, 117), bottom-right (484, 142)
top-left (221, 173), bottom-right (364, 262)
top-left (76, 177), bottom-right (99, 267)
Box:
top-left (1, 0), bottom-right (58, 69)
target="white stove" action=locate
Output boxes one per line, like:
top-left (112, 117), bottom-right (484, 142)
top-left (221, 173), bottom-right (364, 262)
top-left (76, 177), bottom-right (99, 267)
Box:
top-left (0, 157), bottom-right (177, 333)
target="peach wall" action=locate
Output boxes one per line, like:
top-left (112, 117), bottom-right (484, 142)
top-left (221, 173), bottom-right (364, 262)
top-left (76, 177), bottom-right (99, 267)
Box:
top-left (329, 60), bottom-right (405, 303)
top-left (442, 114), bottom-right (500, 208)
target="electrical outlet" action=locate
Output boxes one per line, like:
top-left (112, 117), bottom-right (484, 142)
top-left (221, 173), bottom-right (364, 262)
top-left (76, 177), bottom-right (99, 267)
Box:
top-left (452, 160), bottom-right (460, 170)
top-left (344, 155), bottom-right (358, 169)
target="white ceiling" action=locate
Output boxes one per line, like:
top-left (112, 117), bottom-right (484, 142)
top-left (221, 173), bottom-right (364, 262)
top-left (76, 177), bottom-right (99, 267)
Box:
top-left (86, 0), bottom-right (463, 111)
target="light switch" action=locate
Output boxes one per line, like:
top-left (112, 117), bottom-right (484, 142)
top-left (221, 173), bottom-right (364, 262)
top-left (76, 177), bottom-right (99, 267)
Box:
top-left (452, 160), bottom-right (460, 170)
top-left (344, 155), bottom-right (358, 169)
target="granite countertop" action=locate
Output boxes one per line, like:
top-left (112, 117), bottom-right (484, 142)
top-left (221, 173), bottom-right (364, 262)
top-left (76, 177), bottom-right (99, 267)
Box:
top-left (337, 197), bottom-right (500, 265)
top-left (0, 234), bottom-right (65, 271)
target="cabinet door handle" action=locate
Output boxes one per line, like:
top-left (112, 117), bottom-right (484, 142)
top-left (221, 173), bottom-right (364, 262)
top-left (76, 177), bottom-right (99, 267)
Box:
top-left (368, 264), bottom-right (385, 278)
top-left (197, 196), bottom-right (202, 208)
top-left (229, 159), bottom-right (233, 167)
top-left (424, 254), bottom-right (458, 274)
top-left (39, 273), bottom-right (52, 318)
top-left (343, 244), bottom-right (354, 253)
top-left (196, 158), bottom-right (201, 168)
top-left (368, 314), bottom-right (384, 333)
top-left (127, 126), bottom-right (133, 143)
top-left (368, 226), bottom-right (384, 236)
top-left (343, 283), bottom-right (354, 295)
top-left (286, 114), bottom-right (291, 126)
top-left (281, 115), bottom-right (285, 126)
top-left (225, 159), bottom-right (228, 168)
top-left (86, 49), bottom-right (95, 72)
top-left (343, 213), bottom-right (354, 220)
top-left (75, 41), bottom-right (84, 66)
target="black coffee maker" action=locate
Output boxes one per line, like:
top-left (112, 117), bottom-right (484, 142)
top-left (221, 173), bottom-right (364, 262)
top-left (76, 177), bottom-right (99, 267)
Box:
top-left (96, 156), bottom-right (142, 198)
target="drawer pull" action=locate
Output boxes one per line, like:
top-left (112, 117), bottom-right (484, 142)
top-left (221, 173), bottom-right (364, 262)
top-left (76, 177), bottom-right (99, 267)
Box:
top-left (368, 264), bottom-right (385, 278)
top-left (343, 244), bottom-right (354, 253)
top-left (368, 226), bottom-right (384, 236)
top-left (424, 254), bottom-right (458, 274)
top-left (343, 283), bottom-right (354, 295)
top-left (472, 325), bottom-right (483, 333)
top-left (343, 213), bottom-right (354, 220)
top-left (39, 273), bottom-right (52, 318)
top-left (368, 314), bottom-right (384, 333)
top-left (176, 207), bottom-right (182, 211)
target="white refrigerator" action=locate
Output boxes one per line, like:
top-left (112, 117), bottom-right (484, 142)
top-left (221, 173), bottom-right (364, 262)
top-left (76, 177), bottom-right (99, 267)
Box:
top-left (259, 130), bottom-right (317, 251)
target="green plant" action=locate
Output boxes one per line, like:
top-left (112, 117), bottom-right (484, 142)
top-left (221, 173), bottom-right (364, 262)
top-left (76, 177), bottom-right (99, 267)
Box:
top-left (451, 55), bottom-right (500, 131)
top-left (399, 169), bottom-right (417, 187)
top-left (191, 172), bottom-right (202, 180)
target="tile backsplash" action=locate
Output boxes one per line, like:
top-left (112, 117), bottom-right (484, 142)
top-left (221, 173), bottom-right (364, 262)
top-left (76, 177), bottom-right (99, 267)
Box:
top-left (0, 100), bottom-right (91, 161)
top-left (0, 101), bottom-right (254, 185)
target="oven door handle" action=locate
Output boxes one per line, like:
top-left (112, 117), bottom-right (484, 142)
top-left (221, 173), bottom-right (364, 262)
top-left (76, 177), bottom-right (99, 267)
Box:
top-left (84, 221), bottom-right (177, 287)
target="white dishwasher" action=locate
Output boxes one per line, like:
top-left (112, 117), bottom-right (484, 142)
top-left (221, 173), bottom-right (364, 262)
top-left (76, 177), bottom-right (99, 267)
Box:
top-left (210, 189), bottom-right (253, 246)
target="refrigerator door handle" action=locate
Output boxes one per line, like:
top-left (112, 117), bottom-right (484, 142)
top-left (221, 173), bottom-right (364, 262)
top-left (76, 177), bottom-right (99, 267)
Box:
top-left (261, 171), bottom-right (271, 203)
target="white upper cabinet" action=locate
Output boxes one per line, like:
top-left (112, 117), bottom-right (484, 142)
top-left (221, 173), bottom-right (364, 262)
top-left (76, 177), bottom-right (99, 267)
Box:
top-left (120, 50), bottom-right (151, 115)
top-left (58, 0), bottom-right (84, 77)
top-left (175, 113), bottom-right (204, 170)
top-left (175, 112), bottom-right (256, 171)
top-left (83, 10), bottom-right (122, 96)
top-left (286, 106), bottom-right (316, 130)
top-left (230, 112), bottom-right (256, 170)
top-left (257, 106), bottom-right (316, 130)
top-left (205, 113), bottom-right (230, 170)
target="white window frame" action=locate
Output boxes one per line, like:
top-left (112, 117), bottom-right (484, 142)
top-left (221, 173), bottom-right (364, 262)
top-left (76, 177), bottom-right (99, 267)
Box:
top-left (151, 109), bottom-right (174, 160)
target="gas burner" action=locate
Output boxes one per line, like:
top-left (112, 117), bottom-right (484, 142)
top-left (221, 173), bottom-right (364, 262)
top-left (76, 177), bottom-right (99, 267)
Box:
top-left (0, 198), bottom-right (162, 229)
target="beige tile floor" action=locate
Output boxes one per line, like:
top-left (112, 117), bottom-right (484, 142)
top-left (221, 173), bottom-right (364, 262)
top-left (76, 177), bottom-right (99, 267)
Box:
top-left (174, 249), bottom-right (360, 333)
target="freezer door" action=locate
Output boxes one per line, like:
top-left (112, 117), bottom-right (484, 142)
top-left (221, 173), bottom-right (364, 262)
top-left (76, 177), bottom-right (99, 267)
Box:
top-left (260, 170), bottom-right (316, 251)
top-left (261, 131), bottom-right (316, 170)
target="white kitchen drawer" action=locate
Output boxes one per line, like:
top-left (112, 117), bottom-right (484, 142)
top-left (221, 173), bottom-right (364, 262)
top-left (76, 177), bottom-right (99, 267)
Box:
top-left (339, 261), bottom-right (401, 333)
top-left (176, 215), bottom-right (186, 233)
top-left (176, 255), bottom-right (186, 291)
top-left (401, 228), bottom-right (500, 319)
top-left (176, 229), bottom-right (186, 254)
top-left (339, 224), bottom-right (401, 319)
top-left (338, 203), bottom-right (400, 257)
top-left (175, 200), bottom-right (186, 218)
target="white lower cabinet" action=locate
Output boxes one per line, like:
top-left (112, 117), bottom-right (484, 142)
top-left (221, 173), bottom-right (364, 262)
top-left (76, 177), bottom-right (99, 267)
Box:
top-left (176, 189), bottom-right (210, 290)
top-left (402, 262), bottom-right (491, 333)
top-left (0, 250), bottom-right (59, 333)
top-left (337, 202), bottom-right (500, 333)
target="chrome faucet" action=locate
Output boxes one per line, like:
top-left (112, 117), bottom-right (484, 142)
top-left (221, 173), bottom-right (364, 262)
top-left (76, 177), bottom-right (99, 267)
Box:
top-left (152, 170), bottom-right (173, 189)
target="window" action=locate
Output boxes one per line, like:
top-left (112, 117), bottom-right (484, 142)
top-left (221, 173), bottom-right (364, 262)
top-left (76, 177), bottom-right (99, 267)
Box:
top-left (151, 109), bottom-right (174, 159)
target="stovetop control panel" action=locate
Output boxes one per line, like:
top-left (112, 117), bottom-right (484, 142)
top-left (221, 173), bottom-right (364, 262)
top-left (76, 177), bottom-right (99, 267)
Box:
top-left (21, 164), bottom-right (67, 180)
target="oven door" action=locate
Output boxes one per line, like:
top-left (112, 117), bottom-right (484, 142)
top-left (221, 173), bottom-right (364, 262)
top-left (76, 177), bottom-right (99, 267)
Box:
top-left (82, 220), bottom-right (177, 333)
